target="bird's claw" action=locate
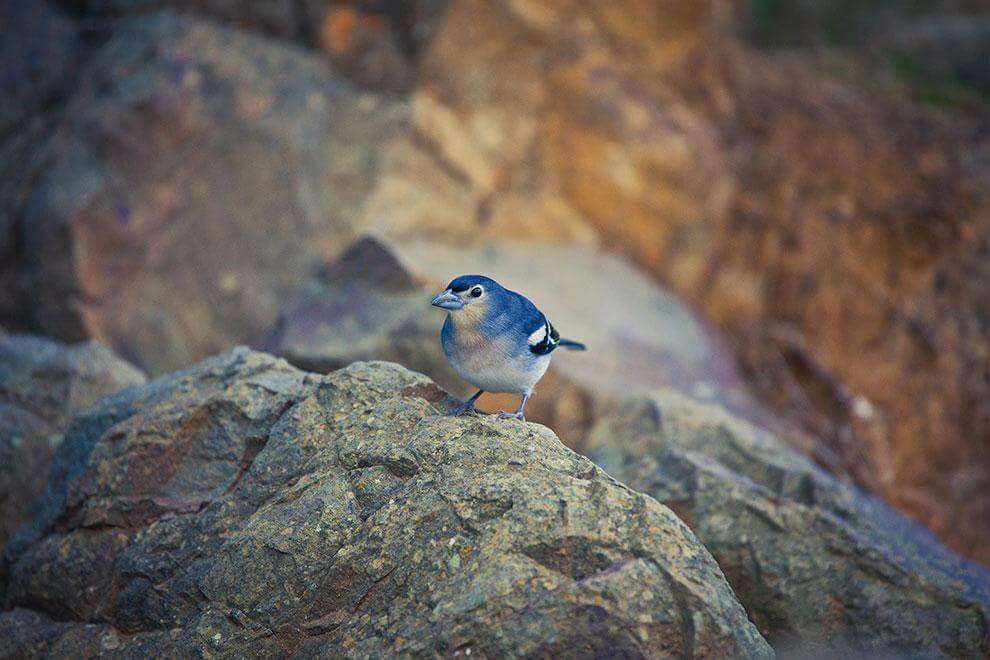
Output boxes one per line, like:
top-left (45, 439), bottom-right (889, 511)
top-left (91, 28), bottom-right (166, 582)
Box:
top-left (497, 411), bottom-right (525, 421)
top-left (448, 402), bottom-right (478, 416)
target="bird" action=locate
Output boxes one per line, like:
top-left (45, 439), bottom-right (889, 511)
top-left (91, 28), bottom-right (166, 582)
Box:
top-left (430, 275), bottom-right (586, 420)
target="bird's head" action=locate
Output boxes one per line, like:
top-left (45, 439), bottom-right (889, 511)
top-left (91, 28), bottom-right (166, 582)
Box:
top-left (430, 275), bottom-right (501, 317)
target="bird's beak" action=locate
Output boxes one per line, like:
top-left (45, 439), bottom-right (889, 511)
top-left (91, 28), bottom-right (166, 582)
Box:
top-left (431, 289), bottom-right (463, 310)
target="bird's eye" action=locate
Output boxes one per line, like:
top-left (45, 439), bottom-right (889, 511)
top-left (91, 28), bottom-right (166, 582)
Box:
top-left (470, 286), bottom-right (483, 298)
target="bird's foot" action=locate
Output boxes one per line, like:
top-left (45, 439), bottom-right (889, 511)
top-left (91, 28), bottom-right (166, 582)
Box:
top-left (497, 410), bottom-right (525, 421)
top-left (448, 401), bottom-right (478, 416)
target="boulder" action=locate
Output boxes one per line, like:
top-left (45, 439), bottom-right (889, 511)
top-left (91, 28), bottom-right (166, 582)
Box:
top-left (266, 236), bottom-right (789, 457)
top-left (0, 117), bottom-right (55, 333)
top-left (0, 1), bottom-right (83, 330)
top-left (1, 349), bottom-right (771, 657)
top-left (0, 0), bottom-right (80, 137)
top-left (308, 0), bottom-right (450, 92)
top-left (358, 0), bottom-right (990, 564)
top-left (14, 11), bottom-right (406, 374)
top-left (86, 0), bottom-right (313, 42)
top-left (0, 333), bottom-right (146, 549)
top-left (588, 390), bottom-right (990, 657)
top-left (82, 0), bottom-right (450, 91)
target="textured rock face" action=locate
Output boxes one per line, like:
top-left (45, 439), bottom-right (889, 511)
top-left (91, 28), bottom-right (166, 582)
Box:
top-left (0, 333), bottom-right (146, 549)
top-left (356, 0), bottom-right (990, 564)
top-left (588, 391), bottom-right (990, 657)
top-left (2, 0), bottom-right (984, 583)
top-left (267, 236), bottom-right (770, 454)
top-left (16, 12), bottom-right (405, 375)
top-left (1, 350), bottom-right (771, 658)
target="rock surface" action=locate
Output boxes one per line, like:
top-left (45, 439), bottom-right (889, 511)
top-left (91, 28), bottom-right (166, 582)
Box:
top-left (86, 0), bottom-right (450, 92)
top-left (355, 0), bottom-right (990, 564)
top-left (1, 349), bottom-right (771, 658)
top-left (267, 236), bottom-right (780, 455)
top-left (0, 1), bottom-right (83, 331)
top-left (0, 0), bottom-right (80, 137)
top-left (588, 390), bottom-right (990, 657)
top-left (2, 0), bottom-right (985, 573)
top-left (0, 333), bottom-right (146, 549)
top-left (14, 11), bottom-right (405, 374)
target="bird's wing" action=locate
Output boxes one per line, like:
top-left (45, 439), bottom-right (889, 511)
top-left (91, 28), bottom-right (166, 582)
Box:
top-left (525, 311), bottom-right (560, 355)
top-left (501, 288), bottom-right (561, 355)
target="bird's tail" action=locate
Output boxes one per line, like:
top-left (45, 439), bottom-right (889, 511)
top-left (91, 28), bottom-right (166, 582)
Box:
top-left (558, 338), bottom-right (586, 351)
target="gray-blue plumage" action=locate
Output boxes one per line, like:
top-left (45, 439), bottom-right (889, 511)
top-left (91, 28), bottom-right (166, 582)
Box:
top-left (430, 275), bottom-right (585, 419)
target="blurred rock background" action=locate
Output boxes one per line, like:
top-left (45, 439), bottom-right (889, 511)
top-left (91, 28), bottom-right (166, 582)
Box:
top-left (0, 0), bottom-right (987, 574)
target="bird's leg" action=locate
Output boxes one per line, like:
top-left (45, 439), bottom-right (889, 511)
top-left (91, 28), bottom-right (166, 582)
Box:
top-left (498, 393), bottom-right (530, 421)
top-left (449, 389), bottom-right (484, 416)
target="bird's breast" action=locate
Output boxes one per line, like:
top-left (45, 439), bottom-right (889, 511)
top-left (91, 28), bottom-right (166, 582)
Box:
top-left (444, 324), bottom-right (511, 372)
top-left (442, 318), bottom-right (549, 393)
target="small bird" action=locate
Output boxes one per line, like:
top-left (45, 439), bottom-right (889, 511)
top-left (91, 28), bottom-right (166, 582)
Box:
top-left (430, 275), bottom-right (586, 420)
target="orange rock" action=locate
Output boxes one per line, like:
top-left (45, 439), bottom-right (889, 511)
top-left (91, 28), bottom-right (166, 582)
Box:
top-left (363, 0), bottom-right (990, 563)
top-left (320, 7), bottom-right (360, 55)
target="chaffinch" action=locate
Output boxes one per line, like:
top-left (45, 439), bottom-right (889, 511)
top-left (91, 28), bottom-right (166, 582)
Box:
top-left (431, 275), bottom-right (585, 420)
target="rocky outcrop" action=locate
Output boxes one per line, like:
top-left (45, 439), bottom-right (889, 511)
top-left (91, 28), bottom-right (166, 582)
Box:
top-left (0, 333), bottom-right (145, 549)
top-left (1, 350), bottom-right (771, 657)
top-left (12, 11), bottom-right (405, 374)
top-left (2, 0), bottom-right (985, 571)
top-left (353, 0), bottom-right (990, 565)
top-left (588, 391), bottom-right (990, 657)
top-left (266, 236), bottom-right (780, 455)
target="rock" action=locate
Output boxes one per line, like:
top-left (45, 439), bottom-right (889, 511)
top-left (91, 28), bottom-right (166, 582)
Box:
top-left (0, 115), bottom-right (56, 333)
top-left (15, 12), bottom-right (406, 374)
top-left (83, 0), bottom-right (450, 91)
top-left (87, 0), bottom-right (310, 42)
top-left (587, 390), bottom-right (990, 657)
top-left (359, 0), bottom-right (990, 564)
top-left (310, 0), bottom-right (451, 92)
top-left (263, 237), bottom-right (463, 401)
top-left (0, 607), bottom-right (177, 657)
top-left (1, 349), bottom-right (771, 657)
top-left (0, 0), bottom-right (80, 137)
top-left (0, 1), bottom-right (82, 330)
top-left (266, 236), bottom-right (784, 455)
top-left (0, 333), bottom-right (146, 549)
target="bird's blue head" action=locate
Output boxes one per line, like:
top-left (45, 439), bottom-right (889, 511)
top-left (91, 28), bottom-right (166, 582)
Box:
top-left (430, 275), bottom-right (503, 313)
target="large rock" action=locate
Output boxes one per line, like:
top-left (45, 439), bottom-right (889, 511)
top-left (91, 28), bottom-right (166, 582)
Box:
top-left (266, 236), bottom-right (791, 457)
top-left (0, 333), bottom-right (145, 549)
top-left (83, 0), bottom-right (450, 91)
top-left (588, 390), bottom-right (990, 657)
top-left (87, 0), bottom-right (315, 42)
top-left (358, 0), bottom-right (990, 563)
top-left (1, 349), bottom-right (770, 657)
top-left (0, 116), bottom-right (55, 333)
top-left (0, 1), bottom-right (83, 331)
top-left (0, 0), bottom-right (80, 137)
top-left (15, 11), bottom-right (405, 374)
